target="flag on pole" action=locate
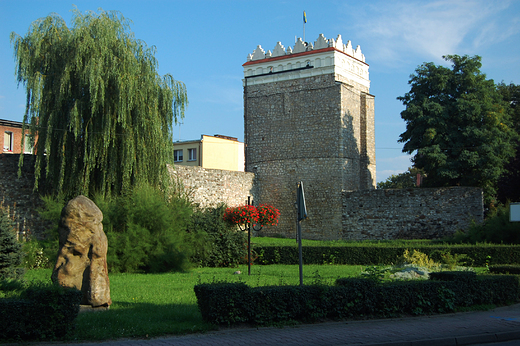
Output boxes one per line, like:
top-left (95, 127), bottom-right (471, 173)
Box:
top-left (303, 11), bottom-right (307, 24)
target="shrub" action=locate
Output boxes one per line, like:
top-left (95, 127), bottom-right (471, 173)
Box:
top-left (99, 183), bottom-right (194, 273)
top-left (489, 265), bottom-right (520, 274)
top-left (253, 244), bottom-right (520, 266)
top-left (0, 206), bottom-right (24, 281)
top-left (22, 240), bottom-right (50, 269)
top-left (195, 275), bottom-right (520, 326)
top-left (38, 194), bottom-right (66, 240)
top-left (39, 184), bottom-right (196, 273)
top-left (448, 204), bottom-right (520, 244)
top-left (430, 249), bottom-right (475, 269)
top-left (402, 249), bottom-right (439, 270)
top-left (0, 283), bottom-right (82, 341)
top-left (187, 205), bottom-right (248, 267)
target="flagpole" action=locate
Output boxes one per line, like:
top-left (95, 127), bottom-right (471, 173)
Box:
top-left (303, 11), bottom-right (306, 42)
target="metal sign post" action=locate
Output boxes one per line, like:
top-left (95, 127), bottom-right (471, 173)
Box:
top-left (247, 196), bottom-right (252, 276)
top-left (296, 181), bottom-right (307, 286)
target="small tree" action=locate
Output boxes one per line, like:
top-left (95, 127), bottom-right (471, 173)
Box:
top-left (398, 55), bottom-right (518, 205)
top-left (0, 207), bottom-right (24, 281)
top-left (377, 167), bottom-right (425, 189)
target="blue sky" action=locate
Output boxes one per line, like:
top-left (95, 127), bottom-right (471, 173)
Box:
top-left (1, 0), bottom-right (519, 183)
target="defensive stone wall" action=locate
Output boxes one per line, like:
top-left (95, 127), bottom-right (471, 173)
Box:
top-left (0, 155), bottom-right (485, 241)
top-left (342, 187), bottom-right (484, 240)
top-left (0, 154), bottom-right (49, 239)
top-left (168, 165), bottom-right (255, 209)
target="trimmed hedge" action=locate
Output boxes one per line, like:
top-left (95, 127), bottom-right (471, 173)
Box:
top-left (489, 265), bottom-right (520, 275)
top-left (0, 284), bottom-right (82, 342)
top-left (194, 274), bottom-right (520, 326)
top-left (254, 245), bottom-right (520, 266)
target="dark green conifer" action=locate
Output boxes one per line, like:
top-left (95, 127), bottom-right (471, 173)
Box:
top-left (0, 208), bottom-right (24, 281)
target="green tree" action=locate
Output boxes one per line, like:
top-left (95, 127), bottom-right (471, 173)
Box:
top-left (0, 207), bottom-right (24, 281)
top-left (398, 55), bottom-right (518, 204)
top-left (10, 8), bottom-right (187, 198)
top-left (377, 167), bottom-right (425, 189)
top-left (497, 82), bottom-right (520, 203)
top-left (497, 82), bottom-right (520, 133)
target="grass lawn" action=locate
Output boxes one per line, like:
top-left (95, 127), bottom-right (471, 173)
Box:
top-left (24, 264), bottom-right (364, 341)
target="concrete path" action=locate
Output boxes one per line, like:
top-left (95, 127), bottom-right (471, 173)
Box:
top-left (40, 303), bottom-right (520, 346)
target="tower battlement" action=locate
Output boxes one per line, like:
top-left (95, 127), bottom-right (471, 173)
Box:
top-left (243, 34), bottom-right (369, 89)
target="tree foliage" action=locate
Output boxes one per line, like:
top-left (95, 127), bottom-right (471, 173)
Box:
top-left (496, 82), bottom-right (520, 203)
top-left (0, 207), bottom-right (25, 281)
top-left (377, 167), bottom-right (425, 189)
top-left (398, 55), bottom-right (518, 204)
top-left (10, 8), bottom-right (187, 198)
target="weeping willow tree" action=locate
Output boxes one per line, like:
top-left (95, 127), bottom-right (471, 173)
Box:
top-left (10, 8), bottom-right (187, 198)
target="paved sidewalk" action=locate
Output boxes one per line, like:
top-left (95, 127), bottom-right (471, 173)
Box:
top-left (42, 303), bottom-right (520, 346)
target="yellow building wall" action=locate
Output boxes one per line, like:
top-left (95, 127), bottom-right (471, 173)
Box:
top-left (173, 141), bottom-right (200, 167)
top-left (201, 135), bottom-right (244, 171)
top-left (173, 135), bottom-right (244, 171)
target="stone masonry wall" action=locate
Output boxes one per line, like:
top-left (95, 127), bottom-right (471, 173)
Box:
top-left (342, 187), bottom-right (484, 240)
top-left (245, 74), bottom-right (375, 239)
top-left (0, 154), bottom-right (50, 239)
top-left (168, 165), bottom-right (255, 209)
top-left (0, 154), bottom-right (485, 241)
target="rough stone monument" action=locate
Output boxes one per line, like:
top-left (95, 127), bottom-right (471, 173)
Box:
top-left (51, 195), bottom-right (111, 308)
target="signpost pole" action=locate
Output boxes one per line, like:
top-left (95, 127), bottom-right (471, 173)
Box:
top-left (248, 196), bottom-right (251, 276)
top-left (298, 219), bottom-right (303, 286)
top-left (296, 181), bottom-right (307, 286)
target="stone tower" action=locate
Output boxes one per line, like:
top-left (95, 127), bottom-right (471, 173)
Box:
top-left (243, 34), bottom-right (375, 240)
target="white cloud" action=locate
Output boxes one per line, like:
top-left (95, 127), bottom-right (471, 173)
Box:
top-left (347, 0), bottom-right (519, 65)
top-left (376, 155), bottom-right (412, 182)
top-left (377, 169), bottom-right (405, 183)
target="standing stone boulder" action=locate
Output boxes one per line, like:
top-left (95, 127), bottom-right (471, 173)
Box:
top-left (51, 195), bottom-right (111, 307)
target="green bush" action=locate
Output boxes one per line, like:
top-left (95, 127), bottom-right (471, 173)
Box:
top-left (39, 184), bottom-right (196, 273)
top-left (448, 204), bottom-right (520, 244)
top-left (0, 207), bottom-right (24, 281)
top-left (429, 271), bottom-right (477, 282)
top-left (195, 275), bottom-right (520, 326)
top-left (187, 205), bottom-right (248, 267)
top-left (22, 239), bottom-right (50, 269)
top-left (253, 244), bottom-right (520, 266)
top-left (489, 265), bottom-right (520, 274)
top-left (99, 184), bottom-right (194, 273)
top-left (0, 283), bottom-right (82, 341)
top-left (38, 194), bottom-right (66, 240)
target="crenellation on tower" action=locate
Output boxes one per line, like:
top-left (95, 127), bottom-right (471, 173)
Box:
top-left (243, 34), bottom-right (369, 90)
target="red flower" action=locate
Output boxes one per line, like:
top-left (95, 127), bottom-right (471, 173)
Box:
top-left (223, 204), bottom-right (279, 226)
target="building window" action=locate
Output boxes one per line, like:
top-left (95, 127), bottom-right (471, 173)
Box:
top-left (174, 149), bottom-right (183, 162)
top-left (3, 132), bottom-right (13, 152)
top-left (188, 148), bottom-right (197, 161)
top-left (24, 134), bottom-right (33, 154)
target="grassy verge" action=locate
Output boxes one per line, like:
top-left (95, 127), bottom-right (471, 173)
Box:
top-left (23, 265), bottom-right (364, 341)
